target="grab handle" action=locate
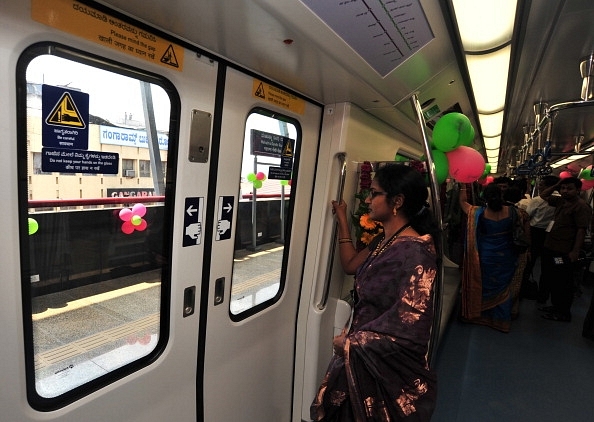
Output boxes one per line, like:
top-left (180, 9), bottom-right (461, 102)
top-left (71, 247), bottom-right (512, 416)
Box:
top-left (317, 152), bottom-right (347, 310)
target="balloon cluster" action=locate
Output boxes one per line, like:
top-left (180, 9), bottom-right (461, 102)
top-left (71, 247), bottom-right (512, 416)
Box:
top-left (247, 172), bottom-right (267, 189)
top-left (280, 179), bottom-right (291, 186)
top-left (119, 203), bottom-right (147, 234)
top-left (578, 166), bottom-right (594, 190)
top-left (429, 112), bottom-right (486, 184)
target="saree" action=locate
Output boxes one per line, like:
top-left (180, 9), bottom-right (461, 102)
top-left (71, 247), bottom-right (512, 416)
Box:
top-left (311, 235), bottom-right (438, 421)
top-left (461, 206), bottom-right (524, 332)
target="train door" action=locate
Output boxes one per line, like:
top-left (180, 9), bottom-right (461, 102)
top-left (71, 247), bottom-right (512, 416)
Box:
top-left (1, 2), bottom-right (218, 421)
top-left (200, 67), bottom-right (322, 421)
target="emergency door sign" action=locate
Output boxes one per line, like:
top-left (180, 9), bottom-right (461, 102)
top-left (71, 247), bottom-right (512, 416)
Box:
top-left (183, 197), bottom-right (204, 247)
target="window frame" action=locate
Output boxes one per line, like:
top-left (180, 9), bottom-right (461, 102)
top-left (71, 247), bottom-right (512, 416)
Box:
top-left (16, 42), bottom-right (180, 411)
top-left (228, 107), bottom-right (302, 322)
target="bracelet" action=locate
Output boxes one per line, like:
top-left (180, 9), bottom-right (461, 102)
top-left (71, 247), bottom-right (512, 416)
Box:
top-left (338, 239), bottom-right (352, 244)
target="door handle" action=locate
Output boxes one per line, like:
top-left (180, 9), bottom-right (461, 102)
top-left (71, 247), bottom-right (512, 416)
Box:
top-left (183, 286), bottom-right (196, 317)
top-left (214, 277), bottom-right (225, 306)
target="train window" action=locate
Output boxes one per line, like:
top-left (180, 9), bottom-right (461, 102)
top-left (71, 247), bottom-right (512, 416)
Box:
top-left (17, 44), bottom-right (177, 409)
top-left (230, 110), bottom-right (299, 317)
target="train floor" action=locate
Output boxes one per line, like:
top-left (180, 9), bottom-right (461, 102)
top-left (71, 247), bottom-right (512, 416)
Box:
top-left (432, 275), bottom-right (594, 421)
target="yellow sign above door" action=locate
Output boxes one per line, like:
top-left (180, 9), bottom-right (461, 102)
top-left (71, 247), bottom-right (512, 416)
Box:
top-left (32, 0), bottom-right (184, 71)
top-left (253, 80), bottom-right (305, 115)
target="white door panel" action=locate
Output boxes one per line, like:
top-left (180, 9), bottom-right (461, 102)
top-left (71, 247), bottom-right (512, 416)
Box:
top-left (202, 67), bottom-right (322, 421)
top-left (0, 1), bottom-right (215, 420)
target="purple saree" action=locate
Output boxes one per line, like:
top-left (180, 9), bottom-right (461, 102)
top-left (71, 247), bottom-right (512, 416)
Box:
top-left (311, 235), bottom-right (438, 421)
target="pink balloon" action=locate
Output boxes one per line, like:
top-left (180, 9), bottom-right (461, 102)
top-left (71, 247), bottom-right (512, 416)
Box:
top-left (121, 220), bottom-right (135, 234)
top-left (119, 208), bottom-right (132, 221)
top-left (446, 146), bottom-right (486, 183)
top-left (559, 171), bottom-right (573, 179)
top-left (256, 172), bottom-right (266, 181)
top-left (132, 203), bottom-right (147, 217)
top-left (581, 179), bottom-right (594, 190)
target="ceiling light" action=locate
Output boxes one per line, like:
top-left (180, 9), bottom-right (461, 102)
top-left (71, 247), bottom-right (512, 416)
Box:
top-left (452, 0), bottom-right (518, 173)
top-left (466, 46), bottom-right (511, 114)
top-left (484, 135), bottom-right (501, 150)
top-left (479, 111), bottom-right (504, 137)
top-left (453, 0), bottom-right (517, 52)
top-left (486, 148), bottom-right (500, 160)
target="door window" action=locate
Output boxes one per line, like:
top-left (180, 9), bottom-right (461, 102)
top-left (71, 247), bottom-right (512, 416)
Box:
top-left (230, 110), bottom-right (299, 318)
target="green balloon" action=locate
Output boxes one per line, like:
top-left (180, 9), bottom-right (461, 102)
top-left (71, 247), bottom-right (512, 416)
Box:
top-left (430, 149), bottom-right (449, 184)
top-left (460, 124), bottom-right (475, 147)
top-left (482, 163), bottom-right (491, 177)
top-left (28, 217), bottom-right (39, 235)
top-left (253, 180), bottom-right (262, 189)
top-left (432, 112), bottom-right (474, 152)
top-left (247, 173), bottom-right (257, 182)
top-left (395, 153), bottom-right (408, 162)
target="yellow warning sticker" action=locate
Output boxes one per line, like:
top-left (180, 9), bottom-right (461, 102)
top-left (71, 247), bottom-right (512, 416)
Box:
top-left (46, 92), bottom-right (85, 127)
top-left (32, 0), bottom-right (184, 71)
top-left (252, 80), bottom-right (305, 115)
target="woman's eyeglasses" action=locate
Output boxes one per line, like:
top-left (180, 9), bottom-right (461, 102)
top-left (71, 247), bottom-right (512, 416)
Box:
top-left (367, 189), bottom-right (387, 198)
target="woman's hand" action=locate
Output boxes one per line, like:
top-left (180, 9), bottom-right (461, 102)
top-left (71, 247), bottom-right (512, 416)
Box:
top-left (332, 328), bottom-right (348, 357)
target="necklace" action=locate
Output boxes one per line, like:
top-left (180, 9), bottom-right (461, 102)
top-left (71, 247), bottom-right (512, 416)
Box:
top-left (372, 223), bottom-right (411, 256)
top-left (358, 222), bottom-right (411, 275)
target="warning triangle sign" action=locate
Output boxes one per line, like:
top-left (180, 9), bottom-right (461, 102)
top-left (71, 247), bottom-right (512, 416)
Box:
top-left (45, 92), bottom-right (86, 128)
top-left (254, 82), bottom-right (266, 99)
top-left (282, 140), bottom-right (293, 157)
top-left (160, 45), bottom-right (179, 68)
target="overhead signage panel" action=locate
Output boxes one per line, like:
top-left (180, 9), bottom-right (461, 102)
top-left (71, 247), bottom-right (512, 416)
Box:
top-left (301, 0), bottom-right (434, 77)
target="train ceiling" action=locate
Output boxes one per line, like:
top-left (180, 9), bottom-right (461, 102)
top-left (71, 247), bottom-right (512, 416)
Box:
top-left (95, 0), bottom-right (594, 176)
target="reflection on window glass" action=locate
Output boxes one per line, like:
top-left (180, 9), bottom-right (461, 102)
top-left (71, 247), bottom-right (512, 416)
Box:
top-left (23, 54), bottom-right (171, 399)
top-left (230, 111), bottom-right (299, 316)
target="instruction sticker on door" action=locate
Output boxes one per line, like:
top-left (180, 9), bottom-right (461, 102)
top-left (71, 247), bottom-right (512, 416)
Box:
top-left (216, 196), bottom-right (234, 241)
top-left (183, 197), bottom-right (203, 247)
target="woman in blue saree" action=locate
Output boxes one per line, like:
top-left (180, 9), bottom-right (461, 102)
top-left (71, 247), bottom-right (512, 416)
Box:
top-left (458, 183), bottom-right (529, 332)
top-left (311, 165), bottom-right (439, 421)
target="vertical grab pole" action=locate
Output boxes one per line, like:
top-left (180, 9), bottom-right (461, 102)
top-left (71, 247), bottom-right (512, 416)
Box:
top-left (317, 152), bottom-right (347, 310)
top-left (409, 94), bottom-right (444, 367)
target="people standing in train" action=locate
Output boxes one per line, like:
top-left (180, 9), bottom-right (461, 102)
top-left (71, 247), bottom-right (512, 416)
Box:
top-left (521, 175), bottom-right (560, 302)
top-left (502, 185), bottom-right (531, 318)
top-left (493, 176), bottom-right (512, 195)
top-left (311, 164), bottom-right (438, 421)
top-left (458, 182), bottom-right (529, 332)
top-left (538, 177), bottom-right (591, 322)
top-left (511, 177), bottom-right (531, 211)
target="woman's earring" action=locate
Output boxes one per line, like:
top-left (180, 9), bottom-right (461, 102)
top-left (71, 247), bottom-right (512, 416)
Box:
top-left (393, 207), bottom-right (398, 216)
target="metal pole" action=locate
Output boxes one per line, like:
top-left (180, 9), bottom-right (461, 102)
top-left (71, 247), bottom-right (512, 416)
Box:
top-left (409, 93), bottom-right (444, 367)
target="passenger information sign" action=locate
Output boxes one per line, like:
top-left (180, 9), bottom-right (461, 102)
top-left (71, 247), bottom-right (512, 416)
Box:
top-left (42, 148), bottom-right (119, 174)
top-left (41, 85), bottom-right (120, 174)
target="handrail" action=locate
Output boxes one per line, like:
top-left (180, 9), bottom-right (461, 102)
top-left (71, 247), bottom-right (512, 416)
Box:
top-left (29, 196), bottom-right (165, 208)
top-left (317, 152), bottom-right (347, 310)
top-left (410, 93), bottom-right (445, 368)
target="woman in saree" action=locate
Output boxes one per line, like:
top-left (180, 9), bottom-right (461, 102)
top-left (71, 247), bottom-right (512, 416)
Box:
top-left (311, 164), bottom-right (439, 421)
top-left (458, 182), bottom-right (530, 332)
